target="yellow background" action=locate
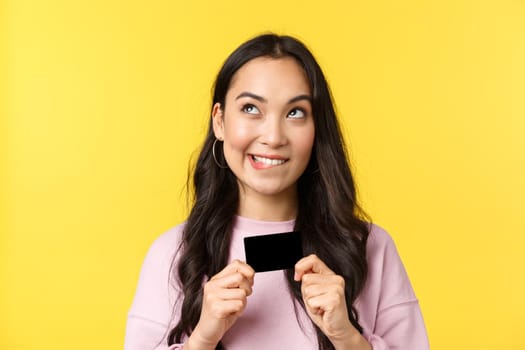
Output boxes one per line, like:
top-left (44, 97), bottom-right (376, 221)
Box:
top-left (1, 0), bottom-right (524, 349)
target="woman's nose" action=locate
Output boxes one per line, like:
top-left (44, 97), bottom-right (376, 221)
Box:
top-left (259, 116), bottom-right (287, 147)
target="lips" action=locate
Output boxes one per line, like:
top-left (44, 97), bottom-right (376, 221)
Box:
top-left (249, 154), bottom-right (289, 168)
top-left (252, 155), bottom-right (286, 165)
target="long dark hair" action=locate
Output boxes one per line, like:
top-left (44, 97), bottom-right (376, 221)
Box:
top-left (168, 33), bottom-right (370, 350)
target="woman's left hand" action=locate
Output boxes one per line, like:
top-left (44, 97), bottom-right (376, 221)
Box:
top-left (294, 254), bottom-right (370, 350)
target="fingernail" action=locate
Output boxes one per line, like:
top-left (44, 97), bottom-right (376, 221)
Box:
top-left (294, 272), bottom-right (299, 281)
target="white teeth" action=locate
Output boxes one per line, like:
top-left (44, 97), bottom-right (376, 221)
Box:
top-left (252, 155), bottom-right (286, 165)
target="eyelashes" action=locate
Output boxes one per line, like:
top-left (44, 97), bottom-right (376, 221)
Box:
top-left (287, 108), bottom-right (306, 119)
top-left (241, 103), bottom-right (260, 115)
top-left (240, 104), bottom-right (308, 119)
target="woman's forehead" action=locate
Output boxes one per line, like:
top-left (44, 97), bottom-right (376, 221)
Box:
top-left (226, 57), bottom-right (311, 101)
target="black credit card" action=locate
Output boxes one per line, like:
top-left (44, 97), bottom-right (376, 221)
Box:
top-left (244, 231), bottom-right (303, 273)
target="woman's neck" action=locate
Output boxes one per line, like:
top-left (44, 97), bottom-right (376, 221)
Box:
top-left (237, 186), bottom-right (298, 222)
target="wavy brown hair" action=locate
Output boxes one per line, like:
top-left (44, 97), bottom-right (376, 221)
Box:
top-left (168, 33), bottom-right (370, 350)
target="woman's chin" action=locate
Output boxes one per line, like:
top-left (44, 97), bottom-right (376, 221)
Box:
top-left (240, 181), bottom-right (296, 198)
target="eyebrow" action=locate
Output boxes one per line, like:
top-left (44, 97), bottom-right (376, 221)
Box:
top-left (235, 92), bottom-right (312, 104)
top-left (288, 94), bottom-right (312, 104)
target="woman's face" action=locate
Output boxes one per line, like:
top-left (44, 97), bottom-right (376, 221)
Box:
top-left (213, 56), bottom-right (315, 201)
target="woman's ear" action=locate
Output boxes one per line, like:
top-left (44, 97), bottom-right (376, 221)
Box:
top-left (212, 103), bottom-right (224, 140)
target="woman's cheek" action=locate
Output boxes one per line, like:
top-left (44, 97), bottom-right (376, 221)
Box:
top-left (294, 127), bottom-right (315, 157)
top-left (225, 119), bottom-right (257, 150)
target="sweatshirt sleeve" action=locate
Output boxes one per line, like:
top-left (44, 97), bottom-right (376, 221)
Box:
top-left (124, 226), bottom-right (186, 350)
top-left (357, 225), bottom-right (430, 350)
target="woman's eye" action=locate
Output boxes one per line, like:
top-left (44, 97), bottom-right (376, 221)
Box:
top-left (242, 104), bottom-right (260, 115)
top-left (288, 108), bottom-right (306, 119)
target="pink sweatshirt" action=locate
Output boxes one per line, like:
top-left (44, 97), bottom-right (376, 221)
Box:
top-left (124, 216), bottom-right (429, 350)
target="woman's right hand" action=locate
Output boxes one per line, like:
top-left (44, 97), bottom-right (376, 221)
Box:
top-left (185, 260), bottom-right (255, 350)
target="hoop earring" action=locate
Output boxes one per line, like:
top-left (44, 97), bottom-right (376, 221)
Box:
top-left (212, 139), bottom-right (228, 169)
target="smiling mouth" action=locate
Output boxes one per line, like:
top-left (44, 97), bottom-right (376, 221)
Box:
top-left (251, 155), bottom-right (288, 166)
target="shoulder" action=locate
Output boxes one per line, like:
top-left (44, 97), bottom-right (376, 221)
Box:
top-left (127, 222), bottom-right (186, 324)
top-left (144, 222), bottom-right (186, 264)
top-left (361, 222), bottom-right (417, 310)
top-left (357, 223), bottom-right (429, 347)
top-left (137, 222), bottom-right (187, 288)
top-left (135, 221), bottom-right (187, 287)
top-left (364, 222), bottom-right (406, 272)
top-left (366, 222), bottom-right (397, 259)
top-left (367, 222), bottom-right (394, 246)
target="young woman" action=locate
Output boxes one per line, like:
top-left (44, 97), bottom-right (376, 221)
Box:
top-left (124, 34), bottom-right (429, 350)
